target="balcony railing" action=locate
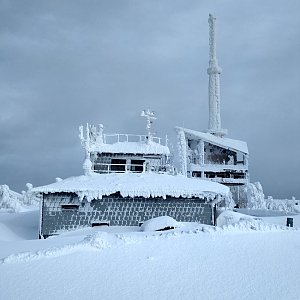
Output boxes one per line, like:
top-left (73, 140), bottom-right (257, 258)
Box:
top-left (93, 162), bottom-right (173, 174)
top-left (190, 163), bottom-right (248, 172)
top-left (103, 134), bottom-right (163, 145)
top-left (209, 177), bottom-right (248, 184)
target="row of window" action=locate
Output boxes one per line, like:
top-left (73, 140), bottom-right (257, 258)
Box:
top-left (192, 171), bottom-right (246, 179)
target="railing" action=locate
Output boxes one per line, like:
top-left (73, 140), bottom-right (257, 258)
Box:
top-left (190, 163), bottom-right (248, 172)
top-left (103, 134), bottom-right (162, 145)
top-left (209, 177), bottom-right (248, 184)
top-left (93, 162), bottom-right (173, 174)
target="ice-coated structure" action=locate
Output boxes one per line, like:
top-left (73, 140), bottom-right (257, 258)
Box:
top-left (31, 14), bottom-right (254, 238)
top-left (34, 110), bottom-right (231, 238)
top-left (176, 14), bottom-right (249, 207)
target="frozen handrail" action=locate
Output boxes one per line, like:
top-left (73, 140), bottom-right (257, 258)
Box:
top-left (103, 133), bottom-right (162, 145)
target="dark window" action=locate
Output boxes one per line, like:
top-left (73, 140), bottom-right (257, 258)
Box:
top-left (61, 204), bottom-right (79, 211)
top-left (205, 172), bottom-right (215, 178)
top-left (92, 222), bottom-right (109, 227)
top-left (192, 171), bottom-right (201, 177)
top-left (111, 159), bottom-right (126, 172)
top-left (233, 173), bottom-right (245, 179)
top-left (131, 159), bottom-right (144, 172)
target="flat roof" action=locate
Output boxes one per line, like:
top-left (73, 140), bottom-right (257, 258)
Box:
top-left (32, 172), bottom-right (230, 202)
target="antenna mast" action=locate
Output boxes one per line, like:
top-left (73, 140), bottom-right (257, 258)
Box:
top-left (207, 14), bottom-right (227, 137)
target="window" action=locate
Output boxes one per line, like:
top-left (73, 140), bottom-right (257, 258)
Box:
top-left (131, 159), bottom-right (144, 172)
top-left (61, 204), bottom-right (79, 211)
top-left (92, 222), bottom-right (109, 227)
top-left (192, 171), bottom-right (201, 178)
top-left (111, 159), bottom-right (126, 172)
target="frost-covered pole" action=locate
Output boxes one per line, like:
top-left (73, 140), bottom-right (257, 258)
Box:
top-left (141, 109), bottom-right (156, 143)
top-left (97, 124), bottom-right (104, 144)
top-left (199, 140), bottom-right (204, 165)
top-left (86, 123), bottom-right (90, 148)
top-left (176, 128), bottom-right (188, 176)
top-left (207, 14), bottom-right (227, 137)
top-left (79, 123), bottom-right (93, 176)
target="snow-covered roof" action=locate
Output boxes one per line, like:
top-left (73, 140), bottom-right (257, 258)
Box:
top-left (32, 172), bottom-right (229, 202)
top-left (90, 140), bottom-right (170, 155)
top-left (177, 127), bottom-right (248, 154)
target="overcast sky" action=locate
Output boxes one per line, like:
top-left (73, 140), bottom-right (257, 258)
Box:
top-left (0, 0), bottom-right (299, 199)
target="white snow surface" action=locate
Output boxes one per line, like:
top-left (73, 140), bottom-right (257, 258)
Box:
top-left (1, 210), bottom-right (300, 300)
top-left (90, 140), bottom-right (170, 155)
top-left (31, 172), bottom-right (230, 201)
top-left (177, 126), bottom-right (248, 154)
top-left (141, 216), bottom-right (181, 231)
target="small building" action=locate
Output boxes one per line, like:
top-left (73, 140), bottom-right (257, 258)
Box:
top-left (79, 116), bottom-right (170, 175)
top-left (176, 127), bottom-right (249, 205)
top-left (33, 172), bottom-right (230, 238)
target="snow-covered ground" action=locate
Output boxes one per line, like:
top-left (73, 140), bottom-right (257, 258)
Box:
top-left (1, 209), bottom-right (300, 300)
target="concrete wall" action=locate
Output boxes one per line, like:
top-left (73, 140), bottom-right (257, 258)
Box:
top-left (41, 193), bottom-right (214, 237)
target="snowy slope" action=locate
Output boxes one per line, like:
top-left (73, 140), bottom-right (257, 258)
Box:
top-left (0, 210), bottom-right (300, 300)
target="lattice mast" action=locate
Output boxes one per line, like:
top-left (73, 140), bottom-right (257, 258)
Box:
top-left (207, 14), bottom-right (227, 137)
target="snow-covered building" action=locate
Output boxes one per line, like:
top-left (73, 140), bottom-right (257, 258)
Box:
top-left (79, 110), bottom-right (171, 175)
top-left (34, 172), bottom-right (230, 238)
top-left (33, 111), bottom-right (231, 238)
top-left (176, 14), bottom-right (249, 206)
top-left (31, 15), bottom-right (249, 238)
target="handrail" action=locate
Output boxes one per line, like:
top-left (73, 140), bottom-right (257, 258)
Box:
top-left (93, 162), bottom-right (173, 174)
top-left (103, 133), bottom-right (162, 145)
top-left (190, 163), bottom-right (248, 170)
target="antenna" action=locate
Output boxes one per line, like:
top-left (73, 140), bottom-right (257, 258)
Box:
top-left (141, 109), bottom-right (156, 143)
top-left (207, 14), bottom-right (227, 137)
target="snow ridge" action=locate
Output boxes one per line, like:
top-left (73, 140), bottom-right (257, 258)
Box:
top-left (2, 220), bottom-right (296, 264)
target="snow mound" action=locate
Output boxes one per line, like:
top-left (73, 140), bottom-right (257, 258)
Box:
top-left (217, 211), bottom-right (298, 232)
top-left (221, 219), bottom-right (296, 232)
top-left (1, 232), bottom-right (140, 264)
top-left (141, 216), bottom-right (181, 232)
top-left (217, 210), bottom-right (254, 227)
top-left (2, 220), bottom-right (296, 264)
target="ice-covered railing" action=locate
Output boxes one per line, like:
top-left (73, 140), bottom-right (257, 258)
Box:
top-left (209, 177), bottom-right (248, 184)
top-left (93, 162), bottom-right (174, 174)
top-left (190, 163), bottom-right (248, 171)
top-left (103, 134), bottom-right (163, 145)
top-left (189, 155), bottom-right (248, 167)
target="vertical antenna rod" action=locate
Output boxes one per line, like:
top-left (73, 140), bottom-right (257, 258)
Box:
top-left (141, 109), bottom-right (156, 143)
